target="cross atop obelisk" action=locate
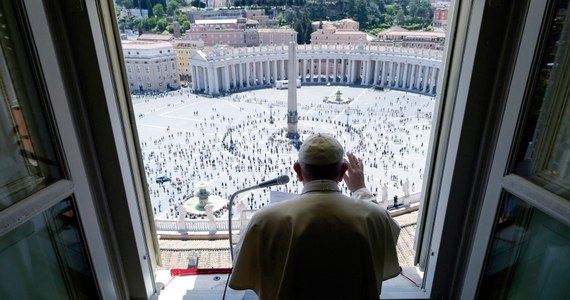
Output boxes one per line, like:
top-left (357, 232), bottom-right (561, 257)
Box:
top-left (287, 32), bottom-right (299, 139)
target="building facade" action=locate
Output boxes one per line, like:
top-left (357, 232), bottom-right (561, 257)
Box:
top-left (190, 44), bottom-right (442, 96)
top-left (310, 19), bottom-right (373, 46)
top-left (183, 8), bottom-right (243, 23)
top-left (243, 8), bottom-right (278, 27)
top-left (311, 18), bottom-right (360, 31)
top-left (258, 27), bottom-right (297, 46)
top-left (122, 41), bottom-right (180, 92)
top-left (433, 6), bottom-right (449, 29)
top-left (376, 26), bottom-right (446, 50)
top-left (172, 39), bottom-right (204, 82)
top-left (185, 18), bottom-right (260, 47)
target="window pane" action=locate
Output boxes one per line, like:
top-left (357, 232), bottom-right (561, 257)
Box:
top-left (515, 0), bottom-right (570, 199)
top-left (480, 194), bottom-right (570, 299)
top-left (0, 198), bottom-right (98, 299)
top-left (0, 1), bottom-right (61, 211)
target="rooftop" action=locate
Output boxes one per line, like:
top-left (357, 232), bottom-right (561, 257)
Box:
top-left (122, 41), bottom-right (173, 50)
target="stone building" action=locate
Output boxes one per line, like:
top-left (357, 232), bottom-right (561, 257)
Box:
top-left (184, 18), bottom-right (260, 47)
top-left (122, 41), bottom-right (180, 92)
top-left (376, 26), bottom-right (446, 50)
top-left (172, 39), bottom-right (204, 82)
top-left (310, 19), bottom-right (374, 46)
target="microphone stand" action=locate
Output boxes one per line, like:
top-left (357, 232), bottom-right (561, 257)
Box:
top-left (223, 186), bottom-right (260, 300)
top-left (224, 175), bottom-right (288, 299)
top-left (228, 185), bottom-right (259, 262)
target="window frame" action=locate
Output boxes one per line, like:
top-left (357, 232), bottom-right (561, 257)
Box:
top-left (459, 0), bottom-right (570, 298)
top-left (17, 0), bottom-right (159, 298)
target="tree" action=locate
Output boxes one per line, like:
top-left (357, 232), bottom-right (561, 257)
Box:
top-left (166, 0), bottom-right (179, 16)
top-left (154, 17), bottom-right (169, 32)
top-left (395, 8), bottom-right (405, 25)
top-left (153, 3), bottom-right (165, 18)
top-left (116, 0), bottom-right (135, 8)
top-left (190, 0), bottom-right (205, 8)
top-left (181, 20), bottom-right (191, 32)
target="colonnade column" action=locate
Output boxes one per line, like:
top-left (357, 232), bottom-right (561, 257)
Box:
top-left (281, 60), bottom-right (286, 81)
top-left (231, 64), bottom-right (236, 88)
top-left (403, 63), bottom-right (409, 89)
top-left (206, 66), bottom-right (213, 95)
top-left (301, 59), bottom-right (306, 82)
top-left (413, 64), bottom-right (419, 89)
top-left (361, 60), bottom-right (367, 85)
top-left (191, 66), bottom-right (197, 91)
top-left (334, 59), bottom-right (338, 82)
top-left (347, 59), bottom-right (354, 84)
top-left (341, 58), bottom-right (346, 83)
top-left (364, 60), bottom-right (372, 85)
top-left (430, 68), bottom-right (438, 94)
top-left (374, 60), bottom-right (380, 85)
top-left (272, 60), bottom-right (277, 81)
top-left (251, 62), bottom-right (257, 86)
top-left (245, 63), bottom-right (250, 87)
top-left (381, 61), bottom-right (387, 87)
top-left (236, 63), bottom-right (240, 87)
top-left (421, 66), bottom-right (426, 91)
top-left (200, 67), bottom-right (210, 93)
top-left (325, 58), bottom-right (330, 83)
top-left (318, 59), bottom-right (322, 82)
top-left (224, 66), bottom-right (230, 91)
top-left (395, 63), bottom-right (401, 87)
top-left (309, 58), bottom-right (314, 82)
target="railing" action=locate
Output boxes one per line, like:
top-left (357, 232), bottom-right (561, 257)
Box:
top-left (202, 44), bottom-right (444, 62)
top-left (154, 193), bottom-right (422, 233)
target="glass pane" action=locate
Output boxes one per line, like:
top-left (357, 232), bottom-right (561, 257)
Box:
top-left (480, 194), bottom-right (570, 300)
top-left (0, 198), bottom-right (98, 299)
top-left (515, 0), bottom-right (570, 198)
top-left (0, 1), bottom-right (61, 211)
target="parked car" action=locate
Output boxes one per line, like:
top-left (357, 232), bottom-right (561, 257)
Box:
top-left (155, 176), bottom-right (171, 184)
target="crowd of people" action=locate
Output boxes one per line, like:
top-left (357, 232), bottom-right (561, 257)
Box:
top-left (132, 87), bottom-right (434, 221)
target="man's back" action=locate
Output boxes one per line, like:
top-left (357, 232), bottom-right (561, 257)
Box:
top-left (229, 186), bottom-right (400, 299)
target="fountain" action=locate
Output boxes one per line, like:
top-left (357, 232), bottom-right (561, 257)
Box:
top-left (324, 87), bottom-right (353, 104)
top-left (183, 181), bottom-right (227, 214)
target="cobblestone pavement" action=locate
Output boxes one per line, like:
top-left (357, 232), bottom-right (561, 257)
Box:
top-left (159, 211), bottom-right (419, 270)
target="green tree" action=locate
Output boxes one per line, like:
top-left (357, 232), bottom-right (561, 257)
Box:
top-left (409, 0), bottom-right (432, 20)
top-left (278, 13), bottom-right (286, 26)
top-left (395, 8), bottom-right (405, 25)
top-left (166, 0), bottom-right (179, 15)
top-left (153, 17), bottom-right (168, 32)
top-left (181, 20), bottom-right (191, 32)
top-left (153, 3), bottom-right (165, 18)
top-left (288, 8), bottom-right (313, 44)
top-left (190, 0), bottom-right (205, 8)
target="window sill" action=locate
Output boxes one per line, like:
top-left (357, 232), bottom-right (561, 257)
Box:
top-left (155, 266), bottom-right (427, 299)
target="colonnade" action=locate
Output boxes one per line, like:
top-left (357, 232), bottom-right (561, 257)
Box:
top-left (190, 44), bottom-right (442, 96)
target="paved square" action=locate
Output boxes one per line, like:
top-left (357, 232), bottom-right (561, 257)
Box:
top-left (132, 86), bottom-right (435, 220)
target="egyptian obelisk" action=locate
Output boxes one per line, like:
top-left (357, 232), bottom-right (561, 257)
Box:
top-left (287, 32), bottom-right (299, 139)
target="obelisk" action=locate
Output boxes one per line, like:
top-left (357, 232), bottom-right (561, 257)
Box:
top-left (287, 32), bottom-right (299, 139)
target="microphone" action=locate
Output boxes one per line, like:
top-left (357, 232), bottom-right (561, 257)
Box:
top-left (257, 175), bottom-right (290, 188)
top-left (228, 175), bottom-right (290, 261)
